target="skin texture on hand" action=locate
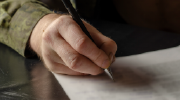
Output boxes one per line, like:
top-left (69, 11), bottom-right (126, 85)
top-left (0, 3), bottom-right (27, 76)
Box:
top-left (30, 14), bottom-right (117, 75)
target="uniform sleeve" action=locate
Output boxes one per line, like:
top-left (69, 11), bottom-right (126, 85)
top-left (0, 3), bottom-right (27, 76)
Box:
top-left (0, 0), bottom-right (52, 57)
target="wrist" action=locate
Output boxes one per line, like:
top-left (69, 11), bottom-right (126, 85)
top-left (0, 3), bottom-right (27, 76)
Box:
top-left (29, 14), bottom-right (61, 57)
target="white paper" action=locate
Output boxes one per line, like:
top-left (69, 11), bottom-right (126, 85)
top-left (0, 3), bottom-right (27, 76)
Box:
top-left (54, 46), bottom-right (180, 100)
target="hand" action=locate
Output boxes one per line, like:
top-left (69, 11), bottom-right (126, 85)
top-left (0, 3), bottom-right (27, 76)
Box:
top-left (30, 14), bottom-right (117, 75)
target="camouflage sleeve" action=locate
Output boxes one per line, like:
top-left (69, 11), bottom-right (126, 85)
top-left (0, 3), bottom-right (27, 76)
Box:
top-left (0, 0), bottom-right (52, 57)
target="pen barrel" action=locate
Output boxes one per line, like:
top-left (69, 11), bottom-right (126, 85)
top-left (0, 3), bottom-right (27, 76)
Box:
top-left (61, 0), bottom-right (94, 42)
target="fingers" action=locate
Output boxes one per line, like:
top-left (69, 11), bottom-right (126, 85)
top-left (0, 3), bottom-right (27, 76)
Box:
top-left (53, 36), bottom-right (103, 75)
top-left (98, 38), bottom-right (117, 63)
top-left (42, 41), bottom-right (89, 75)
top-left (42, 27), bottom-right (103, 75)
top-left (55, 15), bottom-right (111, 69)
top-left (43, 54), bottom-right (85, 75)
top-left (84, 21), bottom-right (117, 63)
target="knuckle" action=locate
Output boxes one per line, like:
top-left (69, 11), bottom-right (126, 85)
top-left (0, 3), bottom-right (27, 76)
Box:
top-left (42, 32), bottom-right (50, 42)
top-left (75, 37), bottom-right (88, 52)
top-left (58, 15), bottom-right (76, 26)
top-left (42, 32), bottom-right (54, 47)
top-left (68, 54), bottom-right (81, 70)
top-left (93, 50), bottom-right (102, 62)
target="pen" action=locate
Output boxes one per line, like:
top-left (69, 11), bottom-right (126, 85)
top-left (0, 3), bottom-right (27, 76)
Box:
top-left (61, 0), bottom-right (114, 81)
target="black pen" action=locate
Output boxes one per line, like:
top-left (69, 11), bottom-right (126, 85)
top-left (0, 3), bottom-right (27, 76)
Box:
top-left (61, 0), bottom-right (114, 81)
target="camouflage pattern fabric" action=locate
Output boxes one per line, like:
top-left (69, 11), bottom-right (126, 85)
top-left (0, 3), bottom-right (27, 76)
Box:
top-left (0, 0), bottom-right (52, 57)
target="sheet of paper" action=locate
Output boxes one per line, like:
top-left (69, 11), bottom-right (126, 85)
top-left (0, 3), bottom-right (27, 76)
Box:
top-left (53, 46), bottom-right (180, 100)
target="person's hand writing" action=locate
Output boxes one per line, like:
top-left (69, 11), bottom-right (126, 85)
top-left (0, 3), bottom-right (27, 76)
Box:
top-left (30, 14), bottom-right (117, 75)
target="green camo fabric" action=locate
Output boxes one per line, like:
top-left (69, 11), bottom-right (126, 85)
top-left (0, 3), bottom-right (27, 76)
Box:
top-left (0, 0), bottom-right (52, 57)
top-left (0, 0), bottom-right (96, 57)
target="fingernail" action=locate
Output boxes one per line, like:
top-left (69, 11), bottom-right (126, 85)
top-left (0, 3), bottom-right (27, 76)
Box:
top-left (102, 59), bottom-right (110, 69)
top-left (109, 52), bottom-right (114, 64)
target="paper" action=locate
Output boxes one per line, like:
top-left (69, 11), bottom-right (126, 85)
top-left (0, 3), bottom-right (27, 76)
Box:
top-left (53, 46), bottom-right (180, 100)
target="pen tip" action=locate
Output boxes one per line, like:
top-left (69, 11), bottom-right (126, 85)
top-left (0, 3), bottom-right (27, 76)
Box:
top-left (105, 68), bottom-right (115, 81)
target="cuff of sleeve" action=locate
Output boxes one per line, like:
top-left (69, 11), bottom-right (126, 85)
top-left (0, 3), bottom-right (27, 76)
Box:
top-left (8, 1), bottom-right (53, 57)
